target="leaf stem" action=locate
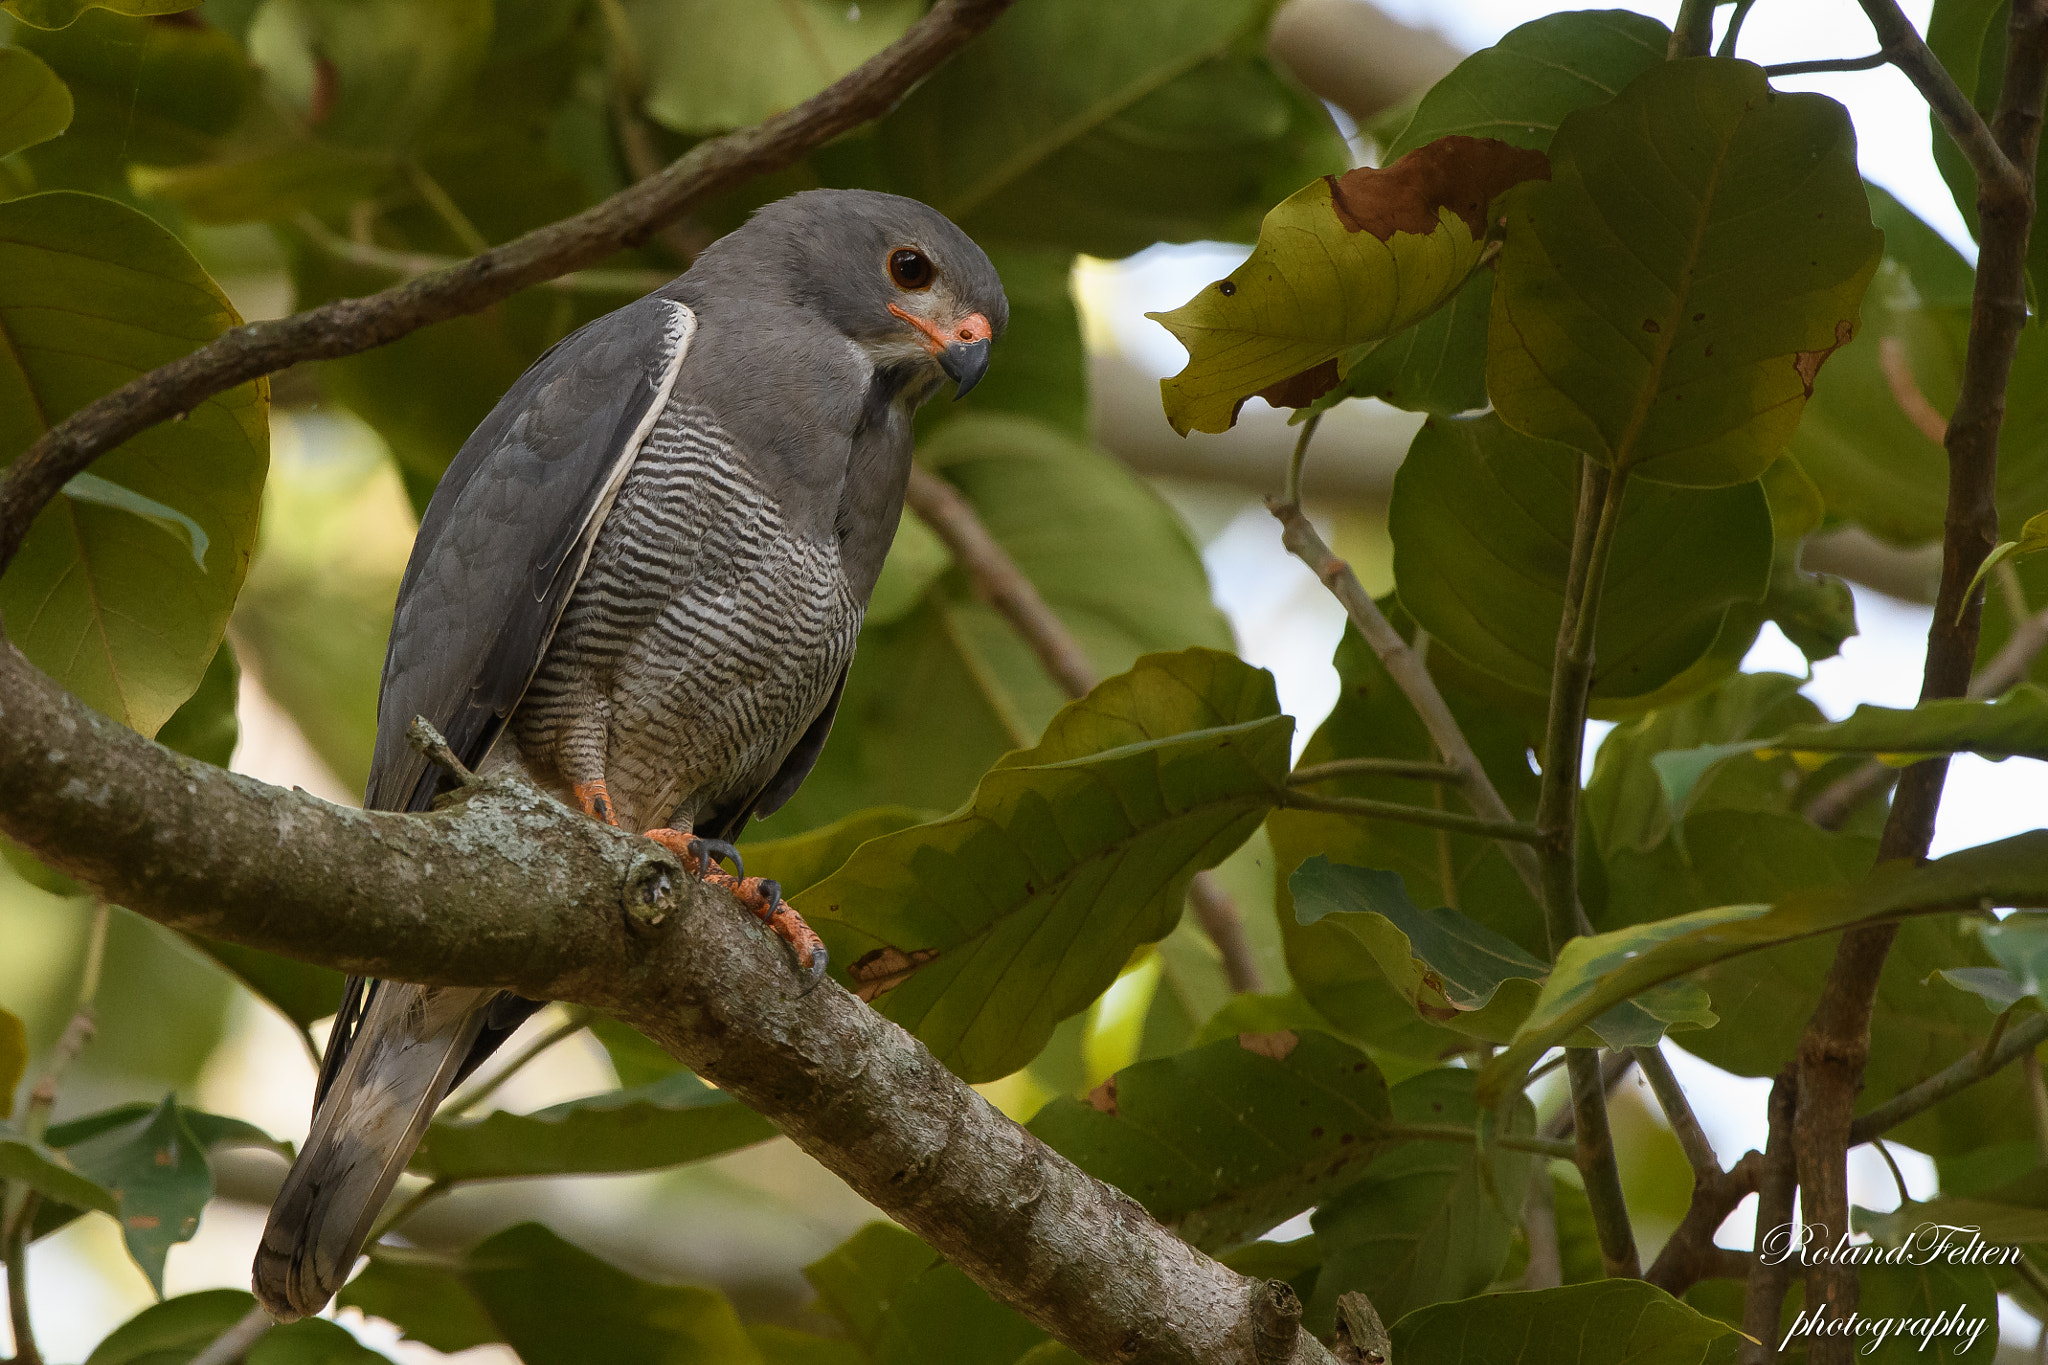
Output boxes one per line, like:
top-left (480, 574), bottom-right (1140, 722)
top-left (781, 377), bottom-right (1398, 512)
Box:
top-left (1633, 1045), bottom-right (1718, 1179)
top-left (4, 1193), bottom-right (38, 1365)
top-left (1267, 461), bottom-right (1544, 903)
top-left (369, 1177), bottom-right (453, 1245)
top-left (1284, 411), bottom-right (1321, 510)
top-left (1764, 50), bottom-right (1895, 77)
top-left (1718, 0), bottom-right (1761, 57)
top-left (1536, 457), bottom-right (1638, 1279)
top-left (1286, 758), bottom-right (1464, 786)
top-left (1277, 790), bottom-right (1544, 844)
top-left (1376, 1123), bottom-right (1577, 1161)
top-left (187, 1305), bottom-right (272, 1365)
top-left (1669, 0), bottom-right (1720, 59)
top-left (444, 1006), bottom-right (593, 1118)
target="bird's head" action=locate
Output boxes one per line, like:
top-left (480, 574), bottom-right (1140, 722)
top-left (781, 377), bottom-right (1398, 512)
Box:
top-left (700, 188), bottom-right (1008, 401)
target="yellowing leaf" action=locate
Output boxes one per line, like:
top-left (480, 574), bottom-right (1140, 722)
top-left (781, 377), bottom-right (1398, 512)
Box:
top-left (1149, 136), bottom-right (1549, 435)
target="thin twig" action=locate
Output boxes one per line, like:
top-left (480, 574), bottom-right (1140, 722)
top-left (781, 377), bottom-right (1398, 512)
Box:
top-left (368, 1177), bottom-right (453, 1245)
top-left (1264, 494), bottom-right (1545, 903)
top-left (1848, 1010), bottom-right (2048, 1143)
top-left (1879, 335), bottom-right (1950, 444)
top-left (444, 1006), bottom-right (593, 1118)
top-left (1278, 790), bottom-right (1545, 844)
top-left (1669, 0), bottom-right (1719, 59)
top-left (5, 1195), bottom-right (39, 1365)
top-left (904, 463), bottom-right (1266, 992)
top-left (1541, 1050), bottom-right (1636, 1141)
top-left (1765, 49), bottom-right (1895, 77)
top-left (1854, 0), bottom-right (2029, 206)
top-left (0, 0), bottom-right (1021, 577)
top-left (1718, 0), bottom-right (1761, 57)
top-left (187, 1306), bottom-right (273, 1365)
top-left (1633, 1046), bottom-right (1719, 1178)
top-left (1791, 7), bottom-right (2048, 1353)
top-left (1870, 1138), bottom-right (1912, 1206)
top-left (1287, 758), bottom-right (1463, 786)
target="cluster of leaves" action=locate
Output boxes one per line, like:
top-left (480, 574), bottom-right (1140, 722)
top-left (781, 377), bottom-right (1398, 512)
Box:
top-left (5, 0), bottom-right (2048, 1361)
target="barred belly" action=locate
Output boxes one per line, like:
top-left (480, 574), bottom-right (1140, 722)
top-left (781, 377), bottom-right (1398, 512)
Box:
top-left (506, 400), bottom-right (861, 834)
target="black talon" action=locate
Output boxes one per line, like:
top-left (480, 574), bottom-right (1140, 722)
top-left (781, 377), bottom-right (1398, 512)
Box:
top-left (800, 943), bottom-right (830, 995)
top-left (686, 837), bottom-right (743, 880)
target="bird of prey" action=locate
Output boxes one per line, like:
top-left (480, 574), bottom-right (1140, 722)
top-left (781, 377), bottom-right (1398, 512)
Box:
top-left (253, 189), bottom-right (1006, 1320)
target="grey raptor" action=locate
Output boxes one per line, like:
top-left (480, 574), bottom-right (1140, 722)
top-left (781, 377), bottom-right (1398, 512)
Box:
top-left (253, 188), bottom-right (1006, 1320)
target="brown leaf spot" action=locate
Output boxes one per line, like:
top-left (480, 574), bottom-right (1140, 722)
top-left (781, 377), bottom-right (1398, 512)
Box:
top-left (1327, 135), bottom-right (1550, 241)
top-left (154, 1147), bottom-right (174, 1166)
top-left (126, 1215), bottom-right (160, 1230)
top-left (1641, 318), bottom-right (1661, 334)
top-left (1238, 1030), bottom-right (1299, 1060)
top-left (1258, 358), bottom-right (1340, 410)
top-left (849, 945), bottom-right (940, 1002)
top-left (1088, 1077), bottom-right (1118, 1116)
top-left (1793, 318), bottom-right (1857, 397)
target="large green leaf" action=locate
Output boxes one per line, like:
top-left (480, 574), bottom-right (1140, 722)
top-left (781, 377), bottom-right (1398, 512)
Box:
top-left (1027, 1028), bottom-right (1394, 1252)
top-left (87, 1290), bottom-right (393, 1365)
top-left (53, 1094), bottom-right (214, 1294)
top-left (0, 190), bottom-right (266, 738)
top-left (11, 10), bottom-right (247, 196)
top-left (802, 1222), bottom-right (1043, 1365)
top-left (630, 0), bottom-right (919, 134)
top-left (799, 649), bottom-right (1291, 1080)
top-left (1857, 1260), bottom-right (1999, 1363)
top-left (1150, 138), bottom-right (1549, 434)
top-left (1270, 620), bottom-right (1546, 1060)
top-left (1308, 1069), bottom-right (1537, 1330)
top-left (1390, 1280), bottom-right (1739, 1365)
top-left (804, 1222), bottom-right (939, 1356)
top-left (1378, 10), bottom-right (1669, 160)
top-left (0, 45), bottom-right (71, 158)
top-left (822, 0), bottom-right (1346, 258)
top-left (1320, 270), bottom-right (1493, 419)
top-left (1488, 58), bottom-right (1882, 487)
top-left (341, 1222), bottom-right (765, 1364)
top-left (1480, 831), bottom-right (2048, 1102)
top-left (755, 415), bottom-right (1232, 838)
top-left (412, 1069), bottom-right (776, 1181)
top-left (1389, 413), bottom-right (1772, 704)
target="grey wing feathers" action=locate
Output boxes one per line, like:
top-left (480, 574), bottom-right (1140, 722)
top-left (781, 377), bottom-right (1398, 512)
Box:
top-left (366, 296), bottom-right (696, 814)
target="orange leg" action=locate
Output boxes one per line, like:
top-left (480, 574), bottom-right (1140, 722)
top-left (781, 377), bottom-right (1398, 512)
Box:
top-left (643, 826), bottom-right (828, 989)
top-left (573, 779), bottom-right (618, 827)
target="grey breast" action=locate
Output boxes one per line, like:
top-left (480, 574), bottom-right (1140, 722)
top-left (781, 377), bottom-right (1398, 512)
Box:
top-left (507, 394), bottom-right (864, 836)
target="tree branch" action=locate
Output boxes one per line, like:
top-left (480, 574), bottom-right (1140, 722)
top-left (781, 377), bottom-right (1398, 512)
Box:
top-left (1788, 5), bottom-right (2048, 1358)
top-left (1847, 1009), bottom-right (2048, 1144)
top-left (0, 0), bottom-right (1019, 577)
top-left (1742, 1069), bottom-right (1798, 1364)
top-left (903, 464), bottom-right (1266, 994)
top-left (0, 639), bottom-right (1334, 1365)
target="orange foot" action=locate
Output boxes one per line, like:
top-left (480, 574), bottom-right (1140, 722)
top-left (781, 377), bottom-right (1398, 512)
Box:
top-left (643, 827), bottom-right (829, 991)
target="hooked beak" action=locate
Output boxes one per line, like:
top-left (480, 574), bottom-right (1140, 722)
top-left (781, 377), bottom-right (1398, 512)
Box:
top-left (939, 337), bottom-right (991, 399)
top-left (889, 305), bottom-right (994, 400)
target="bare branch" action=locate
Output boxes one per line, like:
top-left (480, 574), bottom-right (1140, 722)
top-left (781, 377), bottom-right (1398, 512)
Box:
top-left (1790, 4), bottom-right (2048, 1356)
top-left (0, 0), bottom-right (1019, 578)
top-left (1848, 1009), bottom-right (2048, 1144)
top-left (0, 639), bottom-right (1336, 1364)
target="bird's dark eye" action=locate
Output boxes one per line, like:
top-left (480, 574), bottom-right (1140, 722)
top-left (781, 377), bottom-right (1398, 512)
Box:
top-left (889, 248), bottom-right (934, 290)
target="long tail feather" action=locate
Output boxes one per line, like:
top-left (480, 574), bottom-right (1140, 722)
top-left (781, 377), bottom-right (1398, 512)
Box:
top-left (253, 982), bottom-right (492, 1320)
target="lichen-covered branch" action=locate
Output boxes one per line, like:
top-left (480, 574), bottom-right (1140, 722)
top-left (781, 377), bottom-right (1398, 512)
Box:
top-left (0, 638), bottom-right (1333, 1365)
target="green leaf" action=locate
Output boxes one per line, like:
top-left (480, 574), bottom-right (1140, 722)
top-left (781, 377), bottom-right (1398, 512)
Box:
top-left (1150, 137), bottom-right (1550, 435)
top-left (1308, 1069), bottom-right (1537, 1330)
top-left (1977, 911), bottom-right (2048, 999)
top-left (86, 1289), bottom-right (256, 1365)
top-left (747, 1327), bottom-right (865, 1365)
top-left (826, 0), bottom-right (1346, 258)
top-left (1028, 1028), bottom-right (1394, 1253)
top-left (872, 1261), bottom-right (1046, 1365)
top-left (0, 1006), bottom-right (23, 1118)
top-left (1927, 0), bottom-right (2048, 309)
top-left (1290, 857), bottom-right (1714, 1050)
top-left (245, 0), bottom-right (492, 151)
top-left (801, 649), bottom-right (1291, 1080)
top-left (186, 939), bottom-right (343, 1033)
top-left (0, 190), bottom-right (266, 738)
top-left (754, 415), bottom-right (1233, 838)
top-left (0, 45), bottom-right (71, 157)
top-left (246, 1318), bottom-right (395, 1365)
top-left (1934, 965), bottom-right (2033, 1011)
top-left (1317, 269), bottom-right (1493, 419)
top-left (1653, 686), bottom-right (2048, 820)
top-left (1961, 508), bottom-right (2048, 610)
top-left (4, 0), bottom-right (195, 31)
top-left (413, 1069), bottom-right (776, 1181)
top-left (1488, 58), bottom-right (1882, 487)
top-left (56, 1094), bottom-right (211, 1294)
top-left (1389, 1279), bottom-right (1740, 1365)
top-left (349, 1223), bottom-right (769, 1363)
top-left (631, 0), bottom-right (919, 134)
top-left (1389, 413), bottom-right (1773, 704)
top-left (803, 1222), bottom-right (938, 1356)
top-left (0, 1130), bottom-right (120, 1214)
top-left (1855, 1259), bottom-right (1999, 1363)
top-left (154, 639), bottom-right (240, 769)
top-left (1480, 831), bottom-right (2048, 1102)
top-left (1379, 9), bottom-right (1669, 160)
